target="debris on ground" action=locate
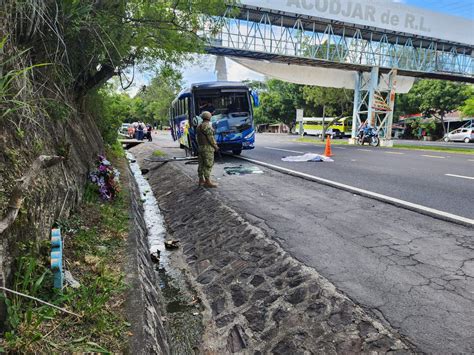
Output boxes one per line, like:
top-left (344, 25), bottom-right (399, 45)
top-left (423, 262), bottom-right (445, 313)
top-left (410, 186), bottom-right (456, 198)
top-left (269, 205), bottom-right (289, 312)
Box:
top-left (64, 270), bottom-right (80, 289)
top-left (224, 165), bottom-right (264, 175)
top-left (164, 240), bottom-right (180, 249)
top-left (282, 153), bottom-right (334, 162)
top-left (150, 250), bottom-right (161, 263)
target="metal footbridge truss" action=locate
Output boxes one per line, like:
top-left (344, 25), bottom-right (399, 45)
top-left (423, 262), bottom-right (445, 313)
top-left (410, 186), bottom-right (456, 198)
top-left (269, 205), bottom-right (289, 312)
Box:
top-left (200, 5), bottom-right (474, 144)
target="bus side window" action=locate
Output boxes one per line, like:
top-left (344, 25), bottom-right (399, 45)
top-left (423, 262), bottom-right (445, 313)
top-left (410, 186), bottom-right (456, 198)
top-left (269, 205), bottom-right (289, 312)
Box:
top-left (184, 97), bottom-right (189, 117)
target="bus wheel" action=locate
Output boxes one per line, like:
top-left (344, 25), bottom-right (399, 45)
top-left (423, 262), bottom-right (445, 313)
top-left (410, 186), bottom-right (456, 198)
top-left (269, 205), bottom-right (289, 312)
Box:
top-left (232, 149), bottom-right (242, 155)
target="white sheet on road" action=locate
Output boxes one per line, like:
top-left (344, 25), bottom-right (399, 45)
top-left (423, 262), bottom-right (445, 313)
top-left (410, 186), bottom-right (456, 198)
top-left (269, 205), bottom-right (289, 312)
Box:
top-left (282, 153), bottom-right (334, 162)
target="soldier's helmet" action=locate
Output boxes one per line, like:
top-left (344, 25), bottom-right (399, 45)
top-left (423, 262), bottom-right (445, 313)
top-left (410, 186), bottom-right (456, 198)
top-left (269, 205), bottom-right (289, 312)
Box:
top-left (201, 111), bottom-right (212, 121)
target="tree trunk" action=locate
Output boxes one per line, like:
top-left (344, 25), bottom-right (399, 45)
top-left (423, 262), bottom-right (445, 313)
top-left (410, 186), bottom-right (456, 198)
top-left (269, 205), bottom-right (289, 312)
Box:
top-left (440, 114), bottom-right (447, 136)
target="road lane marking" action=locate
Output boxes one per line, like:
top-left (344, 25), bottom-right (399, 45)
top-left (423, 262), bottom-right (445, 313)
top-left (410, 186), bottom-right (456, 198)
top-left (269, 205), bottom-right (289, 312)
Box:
top-left (333, 146), bottom-right (347, 150)
top-left (469, 159), bottom-right (474, 162)
top-left (445, 174), bottom-right (474, 181)
top-left (264, 147), bottom-right (305, 154)
top-left (385, 151), bottom-right (405, 155)
top-left (236, 155), bottom-right (474, 227)
top-left (357, 149), bottom-right (373, 152)
top-left (421, 155), bottom-right (445, 159)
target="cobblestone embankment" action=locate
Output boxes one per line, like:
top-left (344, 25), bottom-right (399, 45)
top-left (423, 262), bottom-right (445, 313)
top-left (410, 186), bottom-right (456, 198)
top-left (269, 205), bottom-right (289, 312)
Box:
top-left (138, 155), bottom-right (413, 353)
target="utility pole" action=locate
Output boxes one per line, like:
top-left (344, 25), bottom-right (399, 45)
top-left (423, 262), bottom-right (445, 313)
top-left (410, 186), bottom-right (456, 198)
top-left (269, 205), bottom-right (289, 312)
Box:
top-left (322, 105), bottom-right (326, 142)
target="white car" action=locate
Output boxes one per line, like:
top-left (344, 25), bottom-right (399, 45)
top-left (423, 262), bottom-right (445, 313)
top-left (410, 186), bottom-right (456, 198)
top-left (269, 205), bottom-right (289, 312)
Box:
top-left (444, 127), bottom-right (473, 143)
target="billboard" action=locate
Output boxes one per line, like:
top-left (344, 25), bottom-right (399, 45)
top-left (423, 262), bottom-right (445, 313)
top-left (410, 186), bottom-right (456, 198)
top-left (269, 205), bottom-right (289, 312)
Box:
top-left (239, 0), bottom-right (474, 46)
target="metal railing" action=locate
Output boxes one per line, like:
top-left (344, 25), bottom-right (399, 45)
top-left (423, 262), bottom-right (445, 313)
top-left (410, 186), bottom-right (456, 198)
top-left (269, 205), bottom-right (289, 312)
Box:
top-left (202, 7), bottom-right (474, 82)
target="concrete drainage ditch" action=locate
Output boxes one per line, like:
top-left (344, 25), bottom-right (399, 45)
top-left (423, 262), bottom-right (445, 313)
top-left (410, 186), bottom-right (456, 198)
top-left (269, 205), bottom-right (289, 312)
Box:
top-left (127, 152), bottom-right (205, 354)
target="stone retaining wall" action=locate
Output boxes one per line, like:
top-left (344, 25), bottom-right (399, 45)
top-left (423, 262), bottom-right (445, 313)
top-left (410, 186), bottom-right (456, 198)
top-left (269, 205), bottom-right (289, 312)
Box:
top-left (143, 161), bottom-right (414, 353)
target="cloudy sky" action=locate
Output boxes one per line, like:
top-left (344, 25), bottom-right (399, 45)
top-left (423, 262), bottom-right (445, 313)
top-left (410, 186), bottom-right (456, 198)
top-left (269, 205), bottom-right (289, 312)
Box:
top-left (124, 0), bottom-right (473, 96)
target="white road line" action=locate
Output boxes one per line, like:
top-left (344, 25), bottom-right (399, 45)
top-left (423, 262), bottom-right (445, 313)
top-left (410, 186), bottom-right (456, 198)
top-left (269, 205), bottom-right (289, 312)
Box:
top-left (357, 149), bottom-right (373, 152)
top-left (422, 155), bottom-right (445, 159)
top-left (385, 151), bottom-right (405, 155)
top-left (468, 159), bottom-right (474, 162)
top-left (445, 174), bottom-right (474, 181)
top-left (333, 146), bottom-right (347, 150)
top-left (236, 156), bottom-right (474, 227)
top-left (264, 147), bottom-right (305, 154)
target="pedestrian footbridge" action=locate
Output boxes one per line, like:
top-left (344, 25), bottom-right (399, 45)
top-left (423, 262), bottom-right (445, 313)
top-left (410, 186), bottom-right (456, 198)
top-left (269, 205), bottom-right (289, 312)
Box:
top-left (199, 0), bottom-right (474, 144)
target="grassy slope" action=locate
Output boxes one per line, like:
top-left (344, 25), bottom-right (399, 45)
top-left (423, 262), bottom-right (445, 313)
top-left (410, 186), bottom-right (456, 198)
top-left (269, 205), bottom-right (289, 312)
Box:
top-left (0, 153), bottom-right (131, 353)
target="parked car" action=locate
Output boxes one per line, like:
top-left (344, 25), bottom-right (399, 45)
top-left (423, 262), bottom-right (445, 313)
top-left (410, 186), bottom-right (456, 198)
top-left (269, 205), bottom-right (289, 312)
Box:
top-left (118, 123), bottom-right (130, 137)
top-left (444, 127), bottom-right (473, 143)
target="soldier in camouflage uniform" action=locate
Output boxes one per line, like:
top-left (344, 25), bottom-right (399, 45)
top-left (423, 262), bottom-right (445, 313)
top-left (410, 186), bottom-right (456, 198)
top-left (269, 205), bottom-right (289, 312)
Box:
top-left (197, 111), bottom-right (219, 188)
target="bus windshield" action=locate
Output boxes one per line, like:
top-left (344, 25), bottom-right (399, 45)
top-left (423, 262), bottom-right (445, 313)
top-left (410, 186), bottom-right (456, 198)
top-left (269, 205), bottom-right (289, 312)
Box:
top-left (195, 90), bottom-right (252, 133)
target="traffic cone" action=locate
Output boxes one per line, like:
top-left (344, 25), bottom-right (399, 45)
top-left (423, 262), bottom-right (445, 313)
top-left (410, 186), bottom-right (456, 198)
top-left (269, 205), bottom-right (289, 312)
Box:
top-left (324, 135), bottom-right (333, 157)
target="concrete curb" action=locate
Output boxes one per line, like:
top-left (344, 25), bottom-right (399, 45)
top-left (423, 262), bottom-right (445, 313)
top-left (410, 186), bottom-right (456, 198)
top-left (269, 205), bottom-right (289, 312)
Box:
top-left (235, 155), bottom-right (474, 228)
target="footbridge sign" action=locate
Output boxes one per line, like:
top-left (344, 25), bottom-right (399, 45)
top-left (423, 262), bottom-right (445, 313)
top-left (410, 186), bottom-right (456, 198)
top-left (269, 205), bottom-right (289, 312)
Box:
top-left (241, 0), bottom-right (473, 46)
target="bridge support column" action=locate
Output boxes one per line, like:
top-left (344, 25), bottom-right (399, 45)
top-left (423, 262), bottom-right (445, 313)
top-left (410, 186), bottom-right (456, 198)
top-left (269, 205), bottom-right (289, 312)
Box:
top-left (349, 67), bottom-right (397, 146)
top-left (367, 67), bottom-right (380, 128)
top-left (379, 69), bottom-right (397, 147)
top-left (349, 71), bottom-right (362, 145)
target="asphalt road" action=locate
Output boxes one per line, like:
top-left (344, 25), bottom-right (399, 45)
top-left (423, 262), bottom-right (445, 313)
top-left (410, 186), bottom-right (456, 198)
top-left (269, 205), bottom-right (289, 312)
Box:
top-left (147, 132), bottom-right (474, 353)
top-left (242, 134), bottom-right (474, 219)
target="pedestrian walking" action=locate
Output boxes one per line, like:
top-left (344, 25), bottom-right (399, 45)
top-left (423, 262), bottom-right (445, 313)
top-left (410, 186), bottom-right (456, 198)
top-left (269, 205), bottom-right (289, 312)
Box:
top-left (146, 124), bottom-right (153, 142)
top-left (197, 111), bottom-right (219, 188)
top-left (137, 122), bottom-right (144, 140)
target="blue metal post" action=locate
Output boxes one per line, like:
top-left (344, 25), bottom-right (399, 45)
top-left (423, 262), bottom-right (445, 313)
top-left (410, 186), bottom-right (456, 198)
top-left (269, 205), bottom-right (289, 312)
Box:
top-left (350, 71), bottom-right (362, 144)
top-left (51, 228), bottom-right (63, 290)
top-left (367, 67), bottom-right (379, 127)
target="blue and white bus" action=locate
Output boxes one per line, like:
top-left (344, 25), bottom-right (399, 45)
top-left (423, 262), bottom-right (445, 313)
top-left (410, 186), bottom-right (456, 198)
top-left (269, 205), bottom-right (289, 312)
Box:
top-left (169, 81), bottom-right (256, 156)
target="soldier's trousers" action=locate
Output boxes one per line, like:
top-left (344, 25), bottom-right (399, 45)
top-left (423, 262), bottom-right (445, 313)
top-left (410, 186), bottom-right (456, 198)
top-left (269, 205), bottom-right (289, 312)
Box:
top-left (198, 146), bottom-right (215, 179)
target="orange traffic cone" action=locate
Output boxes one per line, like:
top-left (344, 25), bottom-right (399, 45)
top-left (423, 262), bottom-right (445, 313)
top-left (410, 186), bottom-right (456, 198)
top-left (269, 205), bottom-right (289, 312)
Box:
top-left (324, 135), bottom-right (333, 157)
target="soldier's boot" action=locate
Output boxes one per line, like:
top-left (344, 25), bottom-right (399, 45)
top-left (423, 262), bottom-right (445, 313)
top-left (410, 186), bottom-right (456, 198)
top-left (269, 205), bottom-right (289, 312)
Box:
top-left (198, 178), bottom-right (205, 186)
top-left (204, 178), bottom-right (218, 188)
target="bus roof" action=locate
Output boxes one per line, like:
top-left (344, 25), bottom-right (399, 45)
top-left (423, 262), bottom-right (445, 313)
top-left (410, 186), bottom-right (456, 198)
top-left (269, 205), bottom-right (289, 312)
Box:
top-left (176, 81), bottom-right (250, 100)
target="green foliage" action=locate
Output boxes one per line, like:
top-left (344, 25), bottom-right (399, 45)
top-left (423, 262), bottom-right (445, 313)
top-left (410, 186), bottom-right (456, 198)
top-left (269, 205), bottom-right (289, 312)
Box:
top-left (397, 79), bottom-right (469, 133)
top-left (408, 119), bottom-right (439, 138)
top-left (152, 150), bottom-right (166, 157)
top-left (133, 65), bottom-right (183, 125)
top-left (43, 99), bottom-right (71, 122)
top-left (0, 36), bottom-right (50, 118)
top-left (85, 87), bottom-right (131, 145)
top-left (7, 0), bottom-right (229, 96)
top-left (461, 88), bottom-right (474, 117)
top-left (257, 79), bottom-right (307, 129)
top-left (302, 86), bottom-right (353, 117)
top-left (2, 178), bottom-right (130, 353)
top-left (461, 98), bottom-right (474, 117)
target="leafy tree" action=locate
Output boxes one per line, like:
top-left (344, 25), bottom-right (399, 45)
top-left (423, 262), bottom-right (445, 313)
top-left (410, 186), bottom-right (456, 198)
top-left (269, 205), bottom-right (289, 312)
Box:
top-left (258, 79), bottom-right (307, 130)
top-left (86, 87), bottom-right (134, 144)
top-left (136, 66), bottom-right (183, 126)
top-left (461, 98), bottom-right (474, 117)
top-left (461, 87), bottom-right (474, 117)
top-left (302, 86), bottom-right (353, 118)
top-left (403, 80), bottom-right (469, 134)
top-left (7, 0), bottom-right (228, 97)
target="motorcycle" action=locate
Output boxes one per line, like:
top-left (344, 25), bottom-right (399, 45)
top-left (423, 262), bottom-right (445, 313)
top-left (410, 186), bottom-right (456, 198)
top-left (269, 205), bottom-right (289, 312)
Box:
top-left (357, 127), bottom-right (380, 147)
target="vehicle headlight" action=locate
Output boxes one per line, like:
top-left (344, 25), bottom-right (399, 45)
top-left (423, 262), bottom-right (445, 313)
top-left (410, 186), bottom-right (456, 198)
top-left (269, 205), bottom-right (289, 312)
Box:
top-left (244, 131), bottom-right (255, 140)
